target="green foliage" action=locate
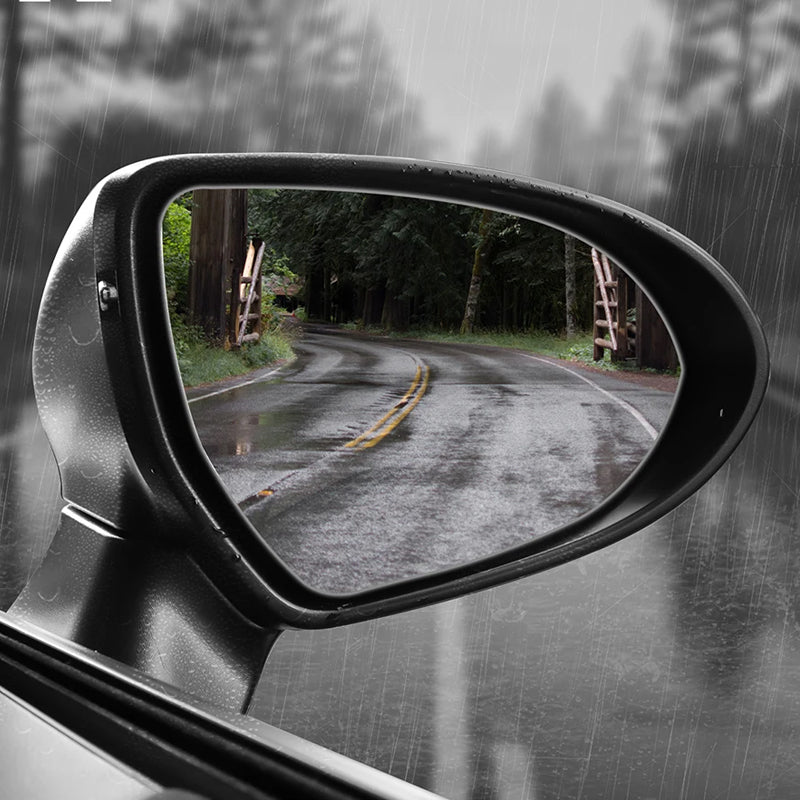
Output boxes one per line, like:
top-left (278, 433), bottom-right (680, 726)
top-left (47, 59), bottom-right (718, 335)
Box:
top-left (560, 341), bottom-right (596, 363)
top-left (169, 312), bottom-right (206, 373)
top-left (173, 192), bottom-right (193, 211)
top-left (241, 332), bottom-right (294, 369)
top-left (260, 295), bottom-right (280, 331)
top-left (401, 328), bottom-right (594, 359)
top-left (162, 201), bottom-right (192, 314)
top-left (177, 332), bottom-right (294, 389)
top-left (265, 253), bottom-right (296, 278)
top-left (178, 345), bottom-right (249, 388)
top-left (162, 200), bottom-right (205, 381)
top-left (248, 189), bottom-right (594, 332)
top-left (161, 197), bottom-right (296, 388)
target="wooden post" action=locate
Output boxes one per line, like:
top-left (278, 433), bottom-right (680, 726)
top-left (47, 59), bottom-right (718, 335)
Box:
top-left (592, 248), bottom-right (617, 359)
top-left (253, 264), bottom-right (263, 340)
top-left (237, 240), bottom-right (266, 346)
top-left (593, 267), bottom-right (604, 360)
top-left (623, 271), bottom-right (637, 358)
top-left (611, 264), bottom-right (629, 362)
top-left (233, 240), bottom-right (256, 344)
top-left (187, 189), bottom-right (247, 344)
top-left (636, 287), bottom-right (678, 371)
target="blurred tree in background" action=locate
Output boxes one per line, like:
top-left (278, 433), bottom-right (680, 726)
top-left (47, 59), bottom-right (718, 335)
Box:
top-left (18, 0), bottom-right (427, 262)
top-left (248, 189), bottom-right (593, 332)
top-left (0, 0), bottom-right (429, 410)
top-left (656, 0), bottom-right (800, 317)
top-left (8, 0), bottom-right (796, 384)
top-left (650, 0), bottom-right (800, 695)
top-left (249, 190), bottom-right (474, 329)
top-left (469, 33), bottom-right (668, 341)
top-left (473, 31), bottom-right (666, 207)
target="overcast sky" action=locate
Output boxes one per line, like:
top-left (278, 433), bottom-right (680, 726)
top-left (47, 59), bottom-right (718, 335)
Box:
top-left (353, 0), bottom-right (669, 160)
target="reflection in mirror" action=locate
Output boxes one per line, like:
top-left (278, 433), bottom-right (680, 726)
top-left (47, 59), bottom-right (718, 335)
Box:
top-left (163, 189), bottom-right (679, 593)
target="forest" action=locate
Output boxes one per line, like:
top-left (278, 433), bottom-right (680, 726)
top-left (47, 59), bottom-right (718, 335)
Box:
top-left (6, 0), bottom-right (792, 390)
top-left (162, 185), bottom-right (599, 386)
top-left (245, 189), bottom-right (595, 333)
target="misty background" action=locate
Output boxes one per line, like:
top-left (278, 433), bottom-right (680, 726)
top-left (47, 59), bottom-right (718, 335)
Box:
top-left (2, 1), bottom-right (800, 796)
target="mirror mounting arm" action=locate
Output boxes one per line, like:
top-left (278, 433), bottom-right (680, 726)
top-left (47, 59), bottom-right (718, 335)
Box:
top-left (10, 506), bottom-right (277, 711)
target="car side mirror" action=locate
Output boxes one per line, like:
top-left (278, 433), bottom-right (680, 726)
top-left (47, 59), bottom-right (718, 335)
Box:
top-left (14, 154), bottom-right (768, 709)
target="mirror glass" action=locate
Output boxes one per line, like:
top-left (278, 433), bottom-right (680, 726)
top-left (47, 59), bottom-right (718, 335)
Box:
top-left (163, 189), bottom-right (679, 593)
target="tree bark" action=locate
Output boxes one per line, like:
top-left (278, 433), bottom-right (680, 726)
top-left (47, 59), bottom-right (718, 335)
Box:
top-left (636, 287), bottom-right (678, 371)
top-left (460, 209), bottom-right (493, 335)
top-left (188, 189), bottom-right (248, 344)
top-left (379, 283), bottom-right (410, 331)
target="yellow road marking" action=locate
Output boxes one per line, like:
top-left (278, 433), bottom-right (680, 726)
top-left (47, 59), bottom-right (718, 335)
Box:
top-left (345, 364), bottom-right (430, 450)
top-left (361, 366), bottom-right (430, 449)
top-left (345, 365), bottom-right (422, 448)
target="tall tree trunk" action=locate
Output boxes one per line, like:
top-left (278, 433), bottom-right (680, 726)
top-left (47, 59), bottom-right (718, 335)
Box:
top-left (322, 261), bottom-right (331, 322)
top-left (362, 285), bottom-right (384, 326)
top-left (564, 233), bottom-right (577, 336)
top-left (460, 209), bottom-right (493, 335)
top-left (381, 287), bottom-right (407, 331)
top-left (188, 189), bottom-right (248, 344)
top-left (636, 287), bottom-right (678, 371)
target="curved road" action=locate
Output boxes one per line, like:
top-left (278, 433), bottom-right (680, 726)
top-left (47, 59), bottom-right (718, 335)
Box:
top-left (187, 327), bottom-right (674, 593)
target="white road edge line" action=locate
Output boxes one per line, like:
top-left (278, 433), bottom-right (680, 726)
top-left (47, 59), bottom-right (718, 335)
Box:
top-left (187, 366), bottom-right (285, 405)
top-left (522, 355), bottom-right (659, 441)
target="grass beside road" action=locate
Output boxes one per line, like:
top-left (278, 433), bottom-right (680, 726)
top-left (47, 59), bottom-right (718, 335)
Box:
top-left (176, 322), bottom-right (678, 390)
top-left (177, 330), bottom-right (295, 388)
top-left (375, 328), bottom-right (680, 377)
top-left (395, 329), bottom-right (591, 361)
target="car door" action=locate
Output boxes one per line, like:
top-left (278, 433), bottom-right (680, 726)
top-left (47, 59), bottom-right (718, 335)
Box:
top-left (0, 2), bottom-right (796, 799)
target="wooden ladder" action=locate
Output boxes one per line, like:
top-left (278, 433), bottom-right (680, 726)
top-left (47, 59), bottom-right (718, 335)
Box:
top-left (592, 248), bottom-right (634, 361)
top-left (235, 238), bottom-right (266, 346)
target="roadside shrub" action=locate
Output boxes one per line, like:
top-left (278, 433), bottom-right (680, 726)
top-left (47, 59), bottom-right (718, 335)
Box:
top-left (560, 340), bottom-right (595, 363)
top-left (162, 202), bottom-right (192, 313)
top-left (169, 309), bottom-right (205, 375)
top-left (178, 344), bottom-right (246, 388)
top-left (241, 331), bottom-right (294, 369)
top-left (260, 293), bottom-right (283, 332)
top-left (162, 200), bottom-right (297, 387)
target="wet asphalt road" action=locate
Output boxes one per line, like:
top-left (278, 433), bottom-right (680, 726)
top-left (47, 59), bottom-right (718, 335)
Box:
top-left (187, 327), bottom-right (674, 593)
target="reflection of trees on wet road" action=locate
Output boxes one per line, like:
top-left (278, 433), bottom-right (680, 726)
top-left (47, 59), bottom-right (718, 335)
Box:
top-left (188, 328), bottom-right (673, 592)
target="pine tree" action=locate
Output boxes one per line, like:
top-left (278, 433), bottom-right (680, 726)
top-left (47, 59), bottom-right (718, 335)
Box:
top-left (0, 3), bottom-right (21, 226)
top-left (18, 1), bottom-right (428, 275)
top-left (592, 32), bottom-right (666, 206)
top-left (658, 0), bottom-right (800, 304)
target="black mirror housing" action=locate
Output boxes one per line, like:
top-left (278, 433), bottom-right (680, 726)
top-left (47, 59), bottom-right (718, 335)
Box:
top-left (27, 154), bottom-right (769, 634)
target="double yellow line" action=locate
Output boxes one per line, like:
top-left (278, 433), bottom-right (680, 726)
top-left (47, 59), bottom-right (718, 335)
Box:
top-left (345, 363), bottom-right (431, 451)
